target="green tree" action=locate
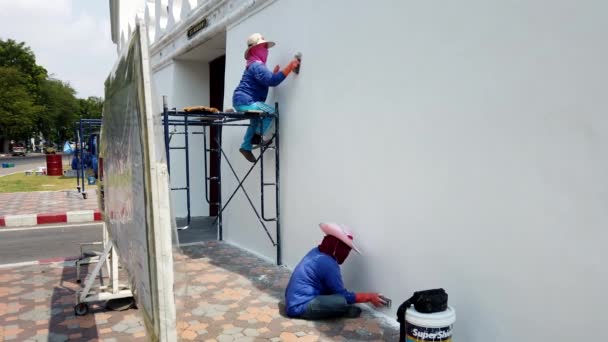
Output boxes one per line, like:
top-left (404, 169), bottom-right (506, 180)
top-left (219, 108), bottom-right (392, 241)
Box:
top-left (78, 96), bottom-right (104, 119)
top-left (0, 67), bottom-right (41, 140)
top-left (0, 39), bottom-right (47, 95)
top-left (0, 39), bottom-right (100, 147)
top-left (0, 39), bottom-right (48, 145)
top-left (38, 78), bottom-right (79, 143)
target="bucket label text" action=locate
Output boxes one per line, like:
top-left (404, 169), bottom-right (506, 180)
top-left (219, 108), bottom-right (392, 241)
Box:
top-left (406, 324), bottom-right (452, 342)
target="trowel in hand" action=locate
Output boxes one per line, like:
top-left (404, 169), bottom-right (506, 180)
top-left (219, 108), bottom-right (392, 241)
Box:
top-left (294, 52), bottom-right (302, 74)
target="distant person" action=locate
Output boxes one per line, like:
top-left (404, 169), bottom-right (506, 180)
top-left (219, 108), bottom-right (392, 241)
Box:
top-left (285, 223), bottom-right (386, 320)
top-left (232, 33), bottom-right (299, 162)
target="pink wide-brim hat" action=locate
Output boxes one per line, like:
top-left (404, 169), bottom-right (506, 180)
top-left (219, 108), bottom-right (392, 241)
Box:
top-left (244, 33), bottom-right (276, 59)
top-left (319, 222), bottom-right (361, 254)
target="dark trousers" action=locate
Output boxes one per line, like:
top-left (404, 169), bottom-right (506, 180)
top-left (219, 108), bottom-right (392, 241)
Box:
top-left (300, 294), bottom-right (357, 320)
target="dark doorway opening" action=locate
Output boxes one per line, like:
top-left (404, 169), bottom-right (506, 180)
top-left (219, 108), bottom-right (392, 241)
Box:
top-left (208, 55), bottom-right (225, 216)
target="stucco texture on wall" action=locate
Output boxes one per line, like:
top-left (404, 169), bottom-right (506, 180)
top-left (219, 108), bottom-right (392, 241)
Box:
top-left (220, 0), bottom-right (608, 341)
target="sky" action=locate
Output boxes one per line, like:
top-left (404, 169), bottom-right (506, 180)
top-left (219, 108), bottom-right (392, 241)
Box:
top-left (0, 0), bottom-right (117, 98)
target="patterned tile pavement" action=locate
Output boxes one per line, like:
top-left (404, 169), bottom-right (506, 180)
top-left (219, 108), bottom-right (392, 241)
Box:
top-left (0, 260), bottom-right (145, 342)
top-left (0, 190), bottom-right (98, 216)
top-left (174, 241), bottom-right (399, 341)
top-left (0, 241), bottom-right (399, 341)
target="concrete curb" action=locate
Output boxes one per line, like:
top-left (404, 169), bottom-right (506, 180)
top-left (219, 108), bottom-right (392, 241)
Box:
top-left (0, 210), bottom-right (102, 227)
top-left (0, 256), bottom-right (80, 269)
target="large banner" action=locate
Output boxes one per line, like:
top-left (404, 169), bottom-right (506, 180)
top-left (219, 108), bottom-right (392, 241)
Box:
top-left (100, 21), bottom-right (176, 341)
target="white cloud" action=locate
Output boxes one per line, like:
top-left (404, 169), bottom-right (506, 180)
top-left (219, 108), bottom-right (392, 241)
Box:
top-left (0, 0), bottom-right (116, 98)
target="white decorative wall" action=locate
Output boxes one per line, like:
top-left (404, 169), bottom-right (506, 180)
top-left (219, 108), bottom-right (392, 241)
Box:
top-left (221, 1), bottom-right (608, 341)
top-left (151, 61), bottom-right (210, 219)
top-left (111, 0), bottom-right (608, 340)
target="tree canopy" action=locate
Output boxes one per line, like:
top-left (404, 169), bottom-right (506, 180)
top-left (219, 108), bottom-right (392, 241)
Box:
top-left (0, 66), bottom-right (41, 139)
top-left (38, 78), bottom-right (80, 142)
top-left (78, 96), bottom-right (104, 120)
top-left (0, 39), bottom-right (47, 95)
top-left (0, 38), bottom-right (103, 145)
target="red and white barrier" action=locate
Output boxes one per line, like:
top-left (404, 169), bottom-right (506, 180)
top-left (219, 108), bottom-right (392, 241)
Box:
top-left (0, 210), bottom-right (102, 227)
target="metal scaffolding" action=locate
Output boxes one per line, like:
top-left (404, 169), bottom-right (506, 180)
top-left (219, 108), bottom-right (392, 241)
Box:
top-left (74, 118), bottom-right (103, 199)
top-left (162, 97), bottom-right (282, 265)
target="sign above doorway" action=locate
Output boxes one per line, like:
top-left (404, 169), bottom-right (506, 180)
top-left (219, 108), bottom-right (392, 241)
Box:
top-left (187, 18), bottom-right (208, 39)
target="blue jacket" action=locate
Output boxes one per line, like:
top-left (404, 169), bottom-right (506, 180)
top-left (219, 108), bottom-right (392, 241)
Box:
top-left (233, 62), bottom-right (286, 107)
top-left (285, 248), bottom-right (356, 317)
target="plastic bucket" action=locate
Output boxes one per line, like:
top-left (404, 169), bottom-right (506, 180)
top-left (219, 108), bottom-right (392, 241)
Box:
top-left (46, 154), bottom-right (63, 176)
top-left (405, 306), bottom-right (455, 342)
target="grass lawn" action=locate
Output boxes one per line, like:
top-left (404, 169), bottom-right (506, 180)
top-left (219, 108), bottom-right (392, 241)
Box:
top-left (0, 172), bottom-right (78, 193)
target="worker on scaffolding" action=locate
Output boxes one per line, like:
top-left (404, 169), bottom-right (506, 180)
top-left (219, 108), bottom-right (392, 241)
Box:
top-left (285, 223), bottom-right (387, 320)
top-left (232, 33), bottom-right (300, 162)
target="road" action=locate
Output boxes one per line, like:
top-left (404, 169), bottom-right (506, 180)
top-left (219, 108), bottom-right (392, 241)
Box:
top-left (0, 218), bottom-right (214, 265)
top-left (0, 154), bottom-right (71, 176)
top-left (0, 223), bottom-right (102, 264)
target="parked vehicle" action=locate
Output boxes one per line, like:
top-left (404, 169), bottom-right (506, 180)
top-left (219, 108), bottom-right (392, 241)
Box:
top-left (11, 143), bottom-right (26, 156)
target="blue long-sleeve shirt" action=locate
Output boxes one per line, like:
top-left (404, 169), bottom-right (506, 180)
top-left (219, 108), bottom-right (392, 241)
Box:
top-left (285, 248), bottom-right (356, 317)
top-left (233, 62), bottom-right (286, 107)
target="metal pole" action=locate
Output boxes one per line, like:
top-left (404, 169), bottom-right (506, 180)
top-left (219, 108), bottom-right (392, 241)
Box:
top-left (80, 119), bottom-right (86, 195)
top-left (162, 96), bottom-right (170, 174)
top-left (203, 126), bottom-right (210, 204)
top-left (260, 119), bottom-right (266, 219)
top-left (75, 124), bottom-right (80, 192)
top-left (260, 118), bottom-right (277, 222)
top-left (275, 103), bottom-right (281, 265)
top-left (111, 243), bottom-right (118, 294)
top-left (217, 126), bottom-right (223, 240)
top-left (184, 112), bottom-right (191, 227)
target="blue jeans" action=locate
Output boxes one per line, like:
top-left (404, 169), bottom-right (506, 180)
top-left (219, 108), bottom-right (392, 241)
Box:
top-left (235, 103), bottom-right (275, 151)
top-left (300, 294), bottom-right (357, 320)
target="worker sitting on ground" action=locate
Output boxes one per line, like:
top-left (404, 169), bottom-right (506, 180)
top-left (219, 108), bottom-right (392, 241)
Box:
top-left (232, 33), bottom-right (299, 162)
top-left (285, 223), bottom-right (386, 320)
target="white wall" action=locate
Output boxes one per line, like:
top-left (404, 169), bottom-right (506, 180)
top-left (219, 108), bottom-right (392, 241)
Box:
top-left (222, 0), bottom-right (608, 340)
top-left (113, 0), bottom-right (145, 51)
top-left (152, 63), bottom-right (174, 110)
top-left (153, 60), bottom-right (211, 218)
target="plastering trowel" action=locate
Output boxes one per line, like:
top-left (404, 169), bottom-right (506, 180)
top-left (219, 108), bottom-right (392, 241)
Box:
top-left (380, 295), bottom-right (392, 308)
top-left (294, 52), bottom-right (302, 74)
